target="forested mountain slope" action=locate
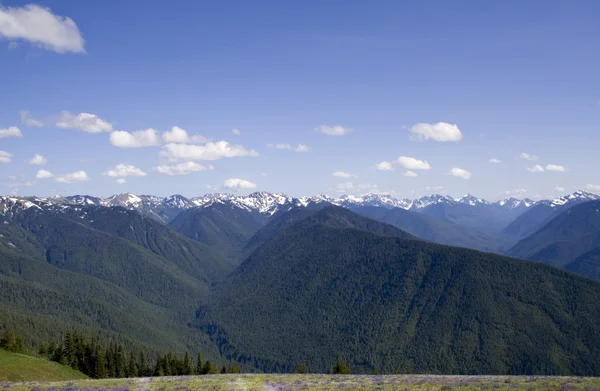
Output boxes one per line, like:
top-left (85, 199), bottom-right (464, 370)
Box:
top-left (351, 205), bottom-right (508, 252)
top-left (196, 207), bottom-right (600, 375)
top-left (508, 201), bottom-right (600, 276)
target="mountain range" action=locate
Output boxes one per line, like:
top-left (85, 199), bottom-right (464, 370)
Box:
top-left (2, 189), bottom-right (600, 375)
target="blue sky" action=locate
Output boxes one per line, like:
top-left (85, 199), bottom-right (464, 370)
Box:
top-left (1, 0), bottom-right (599, 200)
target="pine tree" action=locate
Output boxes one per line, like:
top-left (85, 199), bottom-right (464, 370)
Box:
top-left (38, 343), bottom-right (48, 357)
top-left (296, 363), bottom-right (308, 374)
top-left (196, 353), bottom-right (203, 375)
top-left (220, 365), bottom-right (227, 374)
top-left (64, 331), bottom-right (74, 367)
top-left (139, 351), bottom-right (147, 377)
top-left (128, 352), bottom-right (138, 378)
top-left (230, 363), bottom-right (241, 373)
top-left (95, 348), bottom-right (108, 379)
top-left (332, 355), bottom-right (350, 374)
top-left (116, 344), bottom-right (126, 378)
top-left (0, 329), bottom-right (14, 350)
top-left (203, 360), bottom-right (218, 374)
top-left (183, 352), bottom-right (193, 375)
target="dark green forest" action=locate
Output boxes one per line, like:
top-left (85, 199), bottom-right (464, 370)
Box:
top-left (196, 207), bottom-right (600, 375)
top-left (2, 202), bottom-right (600, 376)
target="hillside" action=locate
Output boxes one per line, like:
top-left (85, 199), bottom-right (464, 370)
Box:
top-left (502, 192), bottom-right (599, 239)
top-left (196, 207), bottom-right (600, 375)
top-left (0, 349), bottom-right (87, 382)
top-left (0, 207), bottom-right (228, 358)
top-left (418, 202), bottom-right (522, 236)
top-left (565, 248), bottom-right (600, 281)
top-left (508, 201), bottom-right (600, 274)
top-left (351, 205), bottom-right (508, 252)
top-left (169, 203), bottom-right (266, 260)
top-left (65, 206), bottom-right (237, 282)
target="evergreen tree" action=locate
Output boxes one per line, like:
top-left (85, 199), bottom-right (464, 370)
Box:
top-left (139, 351), bottom-right (148, 377)
top-left (296, 363), bottom-right (307, 374)
top-left (38, 343), bottom-right (48, 357)
top-left (0, 329), bottom-right (14, 350)
top-left (220, 365), bottom-right (227, 374)
top-left (64, 331), bottom-right (74, 367)
top-left (203, 360), bottom-right (218, 374)
top-left (128, 352), bottom-right (138, 378)
top-left (183, 352), bottom-right (193, 375)
top-left (196, 353), bottom-right (203, 375)
top-left (95, 348), bottom-right (108, 379)
top-left (116, 344), bottom-right (126, 378)
top-left (332, 355), bottom-right (350, 374)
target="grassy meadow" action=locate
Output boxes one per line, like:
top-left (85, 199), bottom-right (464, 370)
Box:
top-left (2, 374), bottom-right (600, 391)
top-left (0, 349), bottom-right (86, 382)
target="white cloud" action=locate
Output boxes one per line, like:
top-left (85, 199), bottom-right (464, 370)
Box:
top-left (0, 126), bottom-right (23, 139)
top-left (224, 178), bottom-right (257, 190)
top-left (232, 128), bottom-right (240, 135)
top-left (409, 122), bottom-right (463, 142)
top-left (20, 111), bottom-right (43, 127)
top-left (554, 186), bottom-right (565, 192)
top-left (396, 156), bottom-right (432, 170)
top-left (57, 111), bottom-right (112, 133)
top-left (161, 126), bottom-right (209, 144)
top-left (336, 182), bottom-right (355, 192)
top-left (103, 163), bottom-right (147, 177)
top-left (586, 184), bottom-right (600, 192)
top-left (0, 4), bottom-right (85, 53)
top-left (271, 143), bottom-right (311, 152)
top-left (520, 152), bottom-right (539, 161)
top-left (505, 189), bottom-right (527, 196)
top-left (156, 162), bottom-right (213, 176)
top-left (488, 158), bottom-right (502, 164)
top-left (28, 154), bottom-right (47, 165)
top-left (36, 169), bottom-right (54, 179)
top-left (332, 171), bottom-right (353, 178)
top-left (527, 165), bottom-right (545, 173)
top-left (295, 144), bottom-right (311, 152)
top-left (404, 171), bottom-right (418, 177)
top-left (115, 178), bottom-right (127, 184)
top-left (161, 141), bottom-right (259, 161)
top-left (375, 161), bottom-right (394, 171)
top-left (449, 167), bottom-right (472, 180)
top-left (335, 182), bottom-right (379, 194)
top-left (0, 151), bottom-right (12, 163)
top-left (546, 164), bottom-right (566, 172)
top-left (110, 129), bottom-right (159, 148)
top-left (317, 125), bottom-right (351, 136)
top-left (55, 170), bottom-right (89, 183)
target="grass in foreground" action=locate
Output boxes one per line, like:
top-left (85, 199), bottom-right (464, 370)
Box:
top-left (3, 374), bottom-right (600, 391)
top-left (0, 349), bottom-right (87, 382)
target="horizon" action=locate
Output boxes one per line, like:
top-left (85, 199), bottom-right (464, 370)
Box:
top-left (3, 188), bottom-right (597, 204)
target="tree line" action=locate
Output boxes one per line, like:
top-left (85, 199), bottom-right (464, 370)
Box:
top-left (2, 328), bottom-right (356, 376)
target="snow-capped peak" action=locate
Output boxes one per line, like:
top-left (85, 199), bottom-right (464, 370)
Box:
top-left (549, 191), bottom-right (600, 207)
top-left (457, 194), bottom-right (489, 206)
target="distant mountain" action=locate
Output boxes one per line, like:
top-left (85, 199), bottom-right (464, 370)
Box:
top-left (2, 191), bottom-right (547, 226)
top-left (197, 206), bottom-right (600, 375)
top-left (351, 205), bottom-right (509, 252)
top-left (503, 191), bottom-right (600, 239)
top-left (565, 248), bottom-right (600, 281)
top-left (413, 194), bottom-right (535, 236)
top-left (169, 202), bottom-right (267, 260)
top-left (508, 200), bottom-right (600, 276)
